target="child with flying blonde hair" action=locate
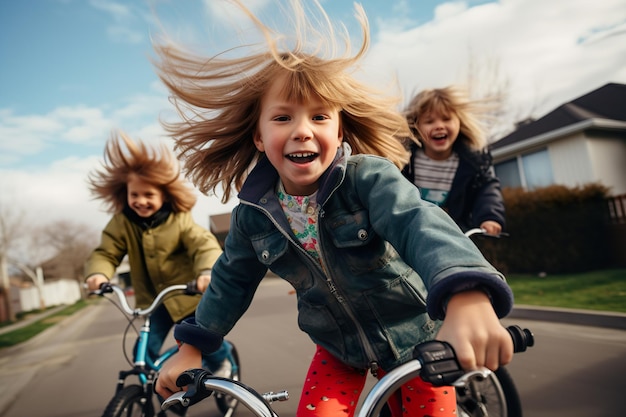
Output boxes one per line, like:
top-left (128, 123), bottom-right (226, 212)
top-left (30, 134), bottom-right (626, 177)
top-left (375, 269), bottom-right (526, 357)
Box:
top-left (84, 131), bottom-right (231, 390)
top-left (403, 86), bottom-right (505, 235)
top-left (154, 2), bottom-right (515, 416)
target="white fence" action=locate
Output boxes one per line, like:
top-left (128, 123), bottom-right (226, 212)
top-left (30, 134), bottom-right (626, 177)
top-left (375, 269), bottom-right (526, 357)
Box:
top-left (15, 279), bottom-right (82, 313)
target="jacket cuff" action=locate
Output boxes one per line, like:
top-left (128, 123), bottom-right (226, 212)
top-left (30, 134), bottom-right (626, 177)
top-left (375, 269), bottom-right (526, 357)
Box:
top-left (174, 317), bottom-right (224, 354)
top-left (427, 271), bottom-right (514, 320)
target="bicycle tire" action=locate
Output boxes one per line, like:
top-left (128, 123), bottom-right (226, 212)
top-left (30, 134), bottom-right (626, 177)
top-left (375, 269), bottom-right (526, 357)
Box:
top-left (456, 366), bottom-right (522, 417)
top-left (215, 343), bottom-right (241, 417)
top-left (101, 384), bottom-right (153, 417)
top-left (495, 366), bottom-right (523, 417)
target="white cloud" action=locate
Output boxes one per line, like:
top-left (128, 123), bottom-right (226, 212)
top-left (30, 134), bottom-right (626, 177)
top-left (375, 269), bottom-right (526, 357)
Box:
top-left (433, 1), bottom-right (468, 20)
top-left (362, 0), bottom-right (626, 123)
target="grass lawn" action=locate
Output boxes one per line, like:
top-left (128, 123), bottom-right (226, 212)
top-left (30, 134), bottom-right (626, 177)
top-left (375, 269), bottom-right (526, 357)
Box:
top-left (0, 299), bottom-right (91, 348)
top-left (507, 268), bottom-right (626, 313)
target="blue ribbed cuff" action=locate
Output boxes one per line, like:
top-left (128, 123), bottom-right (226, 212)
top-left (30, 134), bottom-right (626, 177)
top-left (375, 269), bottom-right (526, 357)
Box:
top-left (427, 271), bottom-right (514, 320)
top-left (174, 317), bottom-right (224, 354)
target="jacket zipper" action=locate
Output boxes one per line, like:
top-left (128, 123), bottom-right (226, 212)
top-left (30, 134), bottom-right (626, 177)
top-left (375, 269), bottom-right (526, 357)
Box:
top-left (242, 200), bottom-right (381, 374)
top-left (317, 208), bottom-right (380, 376)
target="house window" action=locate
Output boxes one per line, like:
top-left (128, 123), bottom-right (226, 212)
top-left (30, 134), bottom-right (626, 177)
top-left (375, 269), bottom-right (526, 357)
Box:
top-left (495, 149), bottom-right (554, 189)
top-left (522, 150), bottom-right (553, 188)
top-left (494, 159), bottom-right (522, 188)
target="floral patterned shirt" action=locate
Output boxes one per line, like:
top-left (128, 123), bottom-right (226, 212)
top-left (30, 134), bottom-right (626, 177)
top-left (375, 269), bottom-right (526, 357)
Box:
top-left (277, 182), bottom-right (321, 264)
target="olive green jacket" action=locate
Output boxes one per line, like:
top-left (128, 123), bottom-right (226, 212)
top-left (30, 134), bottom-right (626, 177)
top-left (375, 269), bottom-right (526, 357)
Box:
top-left (85, 211), bottom-right (223, 321)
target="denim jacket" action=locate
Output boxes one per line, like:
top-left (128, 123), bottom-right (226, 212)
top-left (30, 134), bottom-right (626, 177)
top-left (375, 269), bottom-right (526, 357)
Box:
top-left (180, 144), bottom-right (513, 370)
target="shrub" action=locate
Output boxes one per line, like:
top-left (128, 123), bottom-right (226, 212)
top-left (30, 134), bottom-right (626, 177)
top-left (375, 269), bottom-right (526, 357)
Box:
top-left (476, 183), bottom-right (611, 274)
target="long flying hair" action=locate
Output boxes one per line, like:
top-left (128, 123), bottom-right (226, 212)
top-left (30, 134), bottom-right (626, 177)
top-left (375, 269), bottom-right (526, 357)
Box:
top-left (88, 131), bottom-right (197, 213)
top-left (152, 0), bottom-right (413, 203)
top-left (404, 86), bottom-right (488, 151)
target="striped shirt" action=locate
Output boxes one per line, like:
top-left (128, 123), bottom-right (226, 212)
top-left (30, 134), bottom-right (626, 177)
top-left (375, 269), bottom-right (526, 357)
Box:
top-left (412, 149), bottom-right (459, 206)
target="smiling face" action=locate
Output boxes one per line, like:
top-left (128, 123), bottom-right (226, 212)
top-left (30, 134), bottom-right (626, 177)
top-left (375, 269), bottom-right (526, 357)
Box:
top-left (253, 75), bottom-right (343, 196)
top-left (126, 174), bottom-right (165, 218)
top-left (416, 109), bottom-right (461, 160)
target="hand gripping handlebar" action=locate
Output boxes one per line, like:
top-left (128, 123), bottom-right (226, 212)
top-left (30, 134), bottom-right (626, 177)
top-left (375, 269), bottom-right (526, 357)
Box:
top-left (414, 325), bottom-right (534, 386)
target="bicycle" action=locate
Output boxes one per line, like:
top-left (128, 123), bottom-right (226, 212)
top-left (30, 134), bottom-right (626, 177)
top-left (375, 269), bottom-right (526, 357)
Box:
top-left (160, 325), bottom-right (534, 417)
top-left (89, 282), bottom-right (241, 417)
top-left (460, 227), bottom-right (522, 417)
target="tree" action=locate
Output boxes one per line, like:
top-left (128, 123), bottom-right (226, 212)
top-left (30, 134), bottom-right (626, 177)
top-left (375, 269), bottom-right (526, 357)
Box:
top-left (38, 220), bottom-right (99, 282)
top-left (0, 202), bottom-right (99, 322)
top-left (0, 202), bottom-right (26, 321)
top-left (464, 51), bottom-right (541, 143)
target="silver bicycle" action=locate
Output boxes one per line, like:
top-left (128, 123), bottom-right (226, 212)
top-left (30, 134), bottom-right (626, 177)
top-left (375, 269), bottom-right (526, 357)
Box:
top-left (161, 325), bottom-right (533, 417)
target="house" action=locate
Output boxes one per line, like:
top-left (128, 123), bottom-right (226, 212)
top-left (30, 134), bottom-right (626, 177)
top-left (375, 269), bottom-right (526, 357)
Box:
top-left (209, 212), bottom-right (231, 248)
top-left (490, 83), bottom-right (626, 196)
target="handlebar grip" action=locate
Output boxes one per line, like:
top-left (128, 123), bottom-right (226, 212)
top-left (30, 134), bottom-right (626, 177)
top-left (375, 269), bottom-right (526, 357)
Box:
top-left (413, 325), bottom-right (534, 386)
top-left (186, 281), bottom-right (202, 295)
top-left (507, 325), bottom-right (534, 352)
top-left (175, 369), bottom-right (214, 407)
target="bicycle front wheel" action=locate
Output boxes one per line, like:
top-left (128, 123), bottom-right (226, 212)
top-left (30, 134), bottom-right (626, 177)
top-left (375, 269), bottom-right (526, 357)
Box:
top-left (456, 366), bottom-right (522, 417)
top-left (101, 384), bottom-right (153, 417)
top-left (215, 342), bottom-right (241, 417)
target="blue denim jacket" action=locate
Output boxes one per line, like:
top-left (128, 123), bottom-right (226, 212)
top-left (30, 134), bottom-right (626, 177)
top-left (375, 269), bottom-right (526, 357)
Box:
top-left (182, 144), bottom-right (513, 370)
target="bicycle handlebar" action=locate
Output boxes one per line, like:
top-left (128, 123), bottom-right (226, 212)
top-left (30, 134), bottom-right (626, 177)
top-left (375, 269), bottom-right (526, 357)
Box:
top-left (89, 281), bottom-right (201, 317)
top-left (464, 227), bottom-right (509, 238)
top-left (162, 325), bottom-right (534, 417)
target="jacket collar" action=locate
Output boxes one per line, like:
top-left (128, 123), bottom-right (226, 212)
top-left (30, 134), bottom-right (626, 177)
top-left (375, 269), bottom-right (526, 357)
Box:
top-left (238, 142), bottom-right (351, 206)
top-left (122, 202), bottom-right (172, 230)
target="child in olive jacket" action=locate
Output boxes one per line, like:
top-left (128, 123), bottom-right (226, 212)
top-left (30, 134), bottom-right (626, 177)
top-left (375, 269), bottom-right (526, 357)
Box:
top-left (84, 131), bottom-right (229, 374)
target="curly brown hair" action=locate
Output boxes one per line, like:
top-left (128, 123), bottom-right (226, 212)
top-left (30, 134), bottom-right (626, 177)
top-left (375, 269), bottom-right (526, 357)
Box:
top-left (87, 130), bottom-right (197, 213)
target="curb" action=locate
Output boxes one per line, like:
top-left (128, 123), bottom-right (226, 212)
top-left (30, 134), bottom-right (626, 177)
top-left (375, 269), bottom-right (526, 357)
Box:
top-left (509, 305), bottom-right (626, 330)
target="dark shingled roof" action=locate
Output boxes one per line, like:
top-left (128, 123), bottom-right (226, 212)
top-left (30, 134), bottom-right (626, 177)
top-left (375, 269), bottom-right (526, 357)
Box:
top-left (492, 83), bottom-right (626, 150)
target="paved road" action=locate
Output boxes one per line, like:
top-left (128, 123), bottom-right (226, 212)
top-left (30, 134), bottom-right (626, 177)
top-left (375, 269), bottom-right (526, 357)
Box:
top-left (1, 278), bottom-right (625, 417)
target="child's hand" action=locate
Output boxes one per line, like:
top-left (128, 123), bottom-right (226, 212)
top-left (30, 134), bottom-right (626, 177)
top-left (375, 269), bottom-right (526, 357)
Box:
top-left (196, 274), bottom-right (212, 292)
top-left (155, 343), bottom-right (203, 399)
top-left (85, 274), bottom-right (108, 291)
top-left (480, 220), bottom-right (502, 236)
top-left (436, 290), bottom-right (513, 371)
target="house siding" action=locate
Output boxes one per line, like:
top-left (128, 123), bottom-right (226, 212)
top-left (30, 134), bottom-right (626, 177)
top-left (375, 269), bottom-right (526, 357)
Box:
top-left (549, 134), bottom-right (593, 188)
top-left (586, 134), bottom-right (626, 195)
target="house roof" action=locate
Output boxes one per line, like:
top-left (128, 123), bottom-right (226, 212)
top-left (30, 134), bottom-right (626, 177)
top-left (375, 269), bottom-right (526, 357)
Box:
top-left (491, 82), bottom-right (626, 150)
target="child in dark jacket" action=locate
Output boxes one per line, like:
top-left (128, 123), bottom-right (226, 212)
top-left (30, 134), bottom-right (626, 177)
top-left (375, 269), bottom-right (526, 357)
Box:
top-left (403, 86), bottom-right (505, 235)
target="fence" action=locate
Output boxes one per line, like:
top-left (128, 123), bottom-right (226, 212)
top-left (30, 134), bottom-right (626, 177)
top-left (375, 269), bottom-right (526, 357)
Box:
top-left (607, 194), bottom-right (626, 224)
top-left (15, 279), bottom-right (82, 314)
top-left (607, 194), bottom-right (626, 267)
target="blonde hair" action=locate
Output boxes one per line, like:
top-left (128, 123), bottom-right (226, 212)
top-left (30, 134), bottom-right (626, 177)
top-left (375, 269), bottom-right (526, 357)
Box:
top-left (405, 86), bottom-right (488, 150)
top-left (152, 0), bottom-right (412, 203)
top-left (88, 131), bottom-right (197, 213)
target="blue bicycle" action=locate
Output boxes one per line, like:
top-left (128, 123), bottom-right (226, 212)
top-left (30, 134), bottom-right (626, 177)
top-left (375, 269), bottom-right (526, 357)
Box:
top-left (90, 282), bottom-right (241, 417)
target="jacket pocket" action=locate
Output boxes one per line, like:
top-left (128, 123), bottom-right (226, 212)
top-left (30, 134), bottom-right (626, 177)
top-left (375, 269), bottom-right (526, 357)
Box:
top-left (250, 229), bottom-right (289, 266)
top-left (297, 297), bottom-right (347, 358)
top-left (363, 276), bottom-right (438, 351)
top-left (325, 210), bottom-right (393, 275)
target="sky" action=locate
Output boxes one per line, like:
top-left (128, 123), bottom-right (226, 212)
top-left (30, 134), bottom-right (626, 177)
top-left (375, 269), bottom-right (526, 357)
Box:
top-left (1, 0), bottom-right (625, 236)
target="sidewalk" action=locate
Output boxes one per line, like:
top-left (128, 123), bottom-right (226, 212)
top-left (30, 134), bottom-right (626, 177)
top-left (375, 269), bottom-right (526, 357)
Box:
top-left (509, 305), bottom-right (626, 330)
top-left (0, 304), bottom-right (68, 336)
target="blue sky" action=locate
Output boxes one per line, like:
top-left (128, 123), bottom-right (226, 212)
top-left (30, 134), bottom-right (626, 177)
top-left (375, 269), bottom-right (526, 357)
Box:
top-left (1, 0), bottom-right (625, 234)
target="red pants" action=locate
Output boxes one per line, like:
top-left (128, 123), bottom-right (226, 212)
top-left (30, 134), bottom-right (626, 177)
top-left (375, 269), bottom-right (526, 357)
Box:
top-left (296, 345), bottom-right (456, 417)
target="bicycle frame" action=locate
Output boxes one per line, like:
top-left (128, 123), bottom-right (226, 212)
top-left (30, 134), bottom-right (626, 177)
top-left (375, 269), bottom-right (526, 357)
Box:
top-left (93, 284), bottom-right (190, 390)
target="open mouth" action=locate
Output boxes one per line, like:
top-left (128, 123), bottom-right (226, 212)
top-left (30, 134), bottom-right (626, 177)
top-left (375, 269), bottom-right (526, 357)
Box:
top-left (286, 152), bottom-right (318, 163)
